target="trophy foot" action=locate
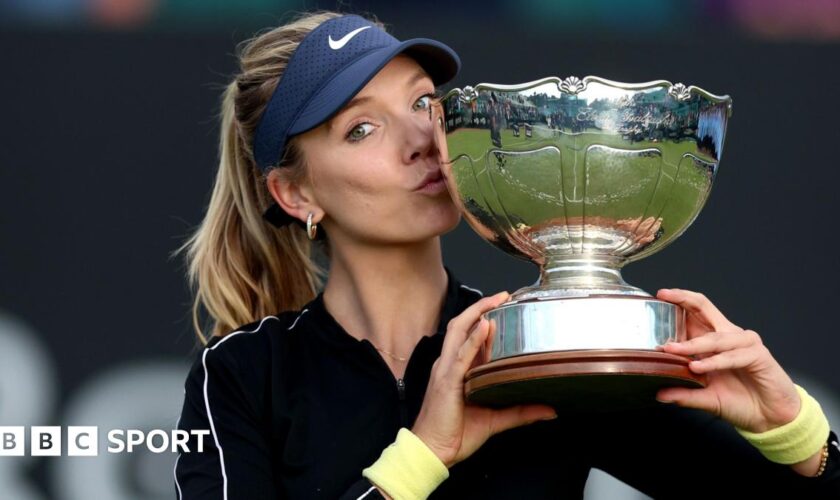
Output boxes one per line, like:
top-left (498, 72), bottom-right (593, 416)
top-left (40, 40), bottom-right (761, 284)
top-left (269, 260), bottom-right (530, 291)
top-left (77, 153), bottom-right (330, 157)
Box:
top-left (464, 350), bottom-right (705, 413)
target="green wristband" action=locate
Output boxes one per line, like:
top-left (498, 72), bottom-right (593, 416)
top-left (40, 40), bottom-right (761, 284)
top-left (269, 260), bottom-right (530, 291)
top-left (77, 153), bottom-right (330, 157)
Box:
top-left (362, 428), bottom-right (450, 500)
top-left (735, 384), bottom-right (830, 464)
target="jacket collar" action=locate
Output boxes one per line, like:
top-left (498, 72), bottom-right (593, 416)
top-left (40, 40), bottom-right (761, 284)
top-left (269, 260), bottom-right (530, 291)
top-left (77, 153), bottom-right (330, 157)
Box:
top-left (307, 265), bottom-right (476, 351)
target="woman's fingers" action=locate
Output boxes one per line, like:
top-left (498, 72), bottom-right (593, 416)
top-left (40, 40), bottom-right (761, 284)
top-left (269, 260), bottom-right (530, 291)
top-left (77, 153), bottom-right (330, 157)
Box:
top-left (469, 317), bottom-right (496, 371)
top-left (441, 291), bottom-right (509, 361)
top-left (656, 386), bottom-right (722, 415)
top-left (485, 404), bottom-right (557, 435)
top-left (482, 317), bottom-right (497, 366)
top-left (660, 330), bottom-right (761, 357)
top-left (685, 346), bottom-right (766, 374)
top-left (656, 288), bottom-right (739, 333)
top-left (455, 318), bottom-right (490, 370)
top-left (656, 346), bottom-right (768, 415)
top-left (449, 292), bottom-right (509, 333)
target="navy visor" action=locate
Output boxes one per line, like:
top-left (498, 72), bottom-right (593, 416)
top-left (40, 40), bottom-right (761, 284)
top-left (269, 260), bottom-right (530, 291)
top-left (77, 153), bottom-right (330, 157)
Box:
top-left (252, 14), bottom-right (461, 174)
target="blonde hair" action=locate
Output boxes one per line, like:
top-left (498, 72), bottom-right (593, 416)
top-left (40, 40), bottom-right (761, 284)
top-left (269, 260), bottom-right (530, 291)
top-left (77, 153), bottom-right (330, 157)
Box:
top-left (176, 11), bottom-right (382, 345)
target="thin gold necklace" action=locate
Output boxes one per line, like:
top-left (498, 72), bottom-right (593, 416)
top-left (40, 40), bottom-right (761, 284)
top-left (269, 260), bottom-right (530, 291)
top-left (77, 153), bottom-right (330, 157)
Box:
top-left (374, 346), bottom-right (409, 362)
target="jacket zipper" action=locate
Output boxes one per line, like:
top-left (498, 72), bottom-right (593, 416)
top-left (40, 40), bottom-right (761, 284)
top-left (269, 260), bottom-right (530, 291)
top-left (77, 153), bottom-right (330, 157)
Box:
top-left (362, 340), bottom-right (411, 428)
top-left (396, 378), bottom-right (408, 427)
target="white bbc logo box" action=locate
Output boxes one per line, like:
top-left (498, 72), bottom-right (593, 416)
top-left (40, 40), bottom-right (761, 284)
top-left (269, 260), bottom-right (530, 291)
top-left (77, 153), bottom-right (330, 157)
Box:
top-left (31, 426), bottom-right (61, 456)
top-left (0, 427), bottom-right (25, 456)
top-left (68, 426), bottom-right (98, 456)
top-left (1, 426), bottom-right (99, 456)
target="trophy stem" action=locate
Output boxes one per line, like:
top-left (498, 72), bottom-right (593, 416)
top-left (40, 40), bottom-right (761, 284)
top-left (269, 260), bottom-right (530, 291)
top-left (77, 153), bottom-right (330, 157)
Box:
top-left (513, 255), bottom-right (649, 300)
top-left (542, 254), bottom-right (626, 287)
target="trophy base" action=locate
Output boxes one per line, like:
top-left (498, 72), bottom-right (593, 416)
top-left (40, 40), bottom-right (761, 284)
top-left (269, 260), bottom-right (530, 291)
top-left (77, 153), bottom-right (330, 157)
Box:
top-left (465, 350), bottom-right (705, 413)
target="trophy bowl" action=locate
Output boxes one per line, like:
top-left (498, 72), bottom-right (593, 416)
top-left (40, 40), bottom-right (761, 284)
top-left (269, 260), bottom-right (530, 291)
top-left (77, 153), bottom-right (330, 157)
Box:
top-left (432, 76), bottom-right (733, 412)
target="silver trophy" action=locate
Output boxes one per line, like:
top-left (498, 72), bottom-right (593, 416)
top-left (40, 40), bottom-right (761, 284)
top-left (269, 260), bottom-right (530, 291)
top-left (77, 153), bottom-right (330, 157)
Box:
top-left (432, 76), bottom-right (732, 411)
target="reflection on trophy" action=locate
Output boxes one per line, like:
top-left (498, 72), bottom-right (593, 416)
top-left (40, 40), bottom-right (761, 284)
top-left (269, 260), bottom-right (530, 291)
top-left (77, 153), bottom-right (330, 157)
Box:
top-left (432, 76), bottom-right (732, 412)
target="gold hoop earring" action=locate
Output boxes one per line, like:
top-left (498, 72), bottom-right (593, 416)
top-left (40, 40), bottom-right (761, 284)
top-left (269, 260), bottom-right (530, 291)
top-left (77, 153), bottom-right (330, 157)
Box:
top-left (306, 212), bottom-right (318, 240)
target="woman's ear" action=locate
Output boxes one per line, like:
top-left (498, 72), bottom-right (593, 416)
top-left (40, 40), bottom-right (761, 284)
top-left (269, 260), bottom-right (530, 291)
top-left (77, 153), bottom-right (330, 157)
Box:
top-left (265, 169), bottom-right (320, 223)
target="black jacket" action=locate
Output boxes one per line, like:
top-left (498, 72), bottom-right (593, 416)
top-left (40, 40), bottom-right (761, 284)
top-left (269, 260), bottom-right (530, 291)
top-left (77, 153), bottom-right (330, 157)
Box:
top-left (175, 267), bottom-right (840, 499)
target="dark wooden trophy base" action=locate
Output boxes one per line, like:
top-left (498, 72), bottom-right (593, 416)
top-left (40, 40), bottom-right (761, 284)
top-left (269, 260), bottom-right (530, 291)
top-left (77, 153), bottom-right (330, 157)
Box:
top-left (465, 350), bottom-right (705, 413)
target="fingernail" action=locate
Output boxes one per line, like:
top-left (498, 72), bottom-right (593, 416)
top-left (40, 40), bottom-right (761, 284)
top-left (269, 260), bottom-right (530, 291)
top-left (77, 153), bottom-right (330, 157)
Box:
top-left (541, 413), bottom-right (558, 421)
top-left (656, 390), bottom-right (675, 404)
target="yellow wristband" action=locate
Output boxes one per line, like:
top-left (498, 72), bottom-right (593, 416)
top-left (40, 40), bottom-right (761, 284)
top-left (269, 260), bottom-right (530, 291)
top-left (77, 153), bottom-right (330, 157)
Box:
top-left (735, 384), bottom-right (830, 464)
top-left (362, 428), bottom-right (450, 500)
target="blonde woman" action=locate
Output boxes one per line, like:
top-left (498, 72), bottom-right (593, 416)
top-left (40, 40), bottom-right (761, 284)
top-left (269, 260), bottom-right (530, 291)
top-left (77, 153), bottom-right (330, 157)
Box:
top-left (174, 11), bottom-right (838, 499)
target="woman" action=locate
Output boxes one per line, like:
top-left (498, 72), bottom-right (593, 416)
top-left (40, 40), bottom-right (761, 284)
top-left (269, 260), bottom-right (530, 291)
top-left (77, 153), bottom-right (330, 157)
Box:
top-left (174, 11), bottom-right (838, 499)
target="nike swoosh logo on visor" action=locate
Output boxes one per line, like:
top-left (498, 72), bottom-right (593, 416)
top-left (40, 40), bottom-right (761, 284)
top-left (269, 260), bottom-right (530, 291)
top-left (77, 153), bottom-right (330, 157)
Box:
top-left (328, 26), bottom-right (371, 50)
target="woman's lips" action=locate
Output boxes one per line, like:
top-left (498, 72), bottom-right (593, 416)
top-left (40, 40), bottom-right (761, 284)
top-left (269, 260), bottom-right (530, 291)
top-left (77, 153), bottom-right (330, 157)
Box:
top-left (415, 170), bottom-right (446, 194)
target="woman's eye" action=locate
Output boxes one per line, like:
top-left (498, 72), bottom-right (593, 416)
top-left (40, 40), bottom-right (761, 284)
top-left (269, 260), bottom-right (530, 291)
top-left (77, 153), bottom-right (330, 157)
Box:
top-left (346, 122), bottom-right (375, 142)
top-left (413, 94), bottom-right (434, 111)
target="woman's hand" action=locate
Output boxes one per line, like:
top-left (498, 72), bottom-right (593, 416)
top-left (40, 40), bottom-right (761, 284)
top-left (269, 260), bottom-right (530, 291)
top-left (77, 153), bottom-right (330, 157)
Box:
top-left (411, 291), bottom-right (557, 468)
top-left (654, 288), bottom-right (801, 433)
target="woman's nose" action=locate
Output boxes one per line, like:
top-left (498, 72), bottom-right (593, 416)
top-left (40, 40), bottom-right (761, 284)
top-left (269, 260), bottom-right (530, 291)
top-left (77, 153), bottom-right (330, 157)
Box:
top-left (401, 108), bottom-right (437, 165)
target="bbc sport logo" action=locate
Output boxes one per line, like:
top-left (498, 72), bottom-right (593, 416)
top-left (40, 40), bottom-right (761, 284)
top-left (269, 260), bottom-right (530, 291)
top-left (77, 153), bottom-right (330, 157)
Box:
top-left (0, 426), bottom-right (210, 456)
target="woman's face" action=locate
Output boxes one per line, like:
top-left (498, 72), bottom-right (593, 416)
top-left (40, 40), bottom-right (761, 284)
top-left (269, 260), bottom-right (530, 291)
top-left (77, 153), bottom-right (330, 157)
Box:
top-left (293, 55), bottom-right (460, 246)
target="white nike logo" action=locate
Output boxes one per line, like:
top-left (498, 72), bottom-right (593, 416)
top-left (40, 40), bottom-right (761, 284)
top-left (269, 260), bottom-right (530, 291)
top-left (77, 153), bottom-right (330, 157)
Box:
top-left (328, 26), bottom-right (370, 50)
